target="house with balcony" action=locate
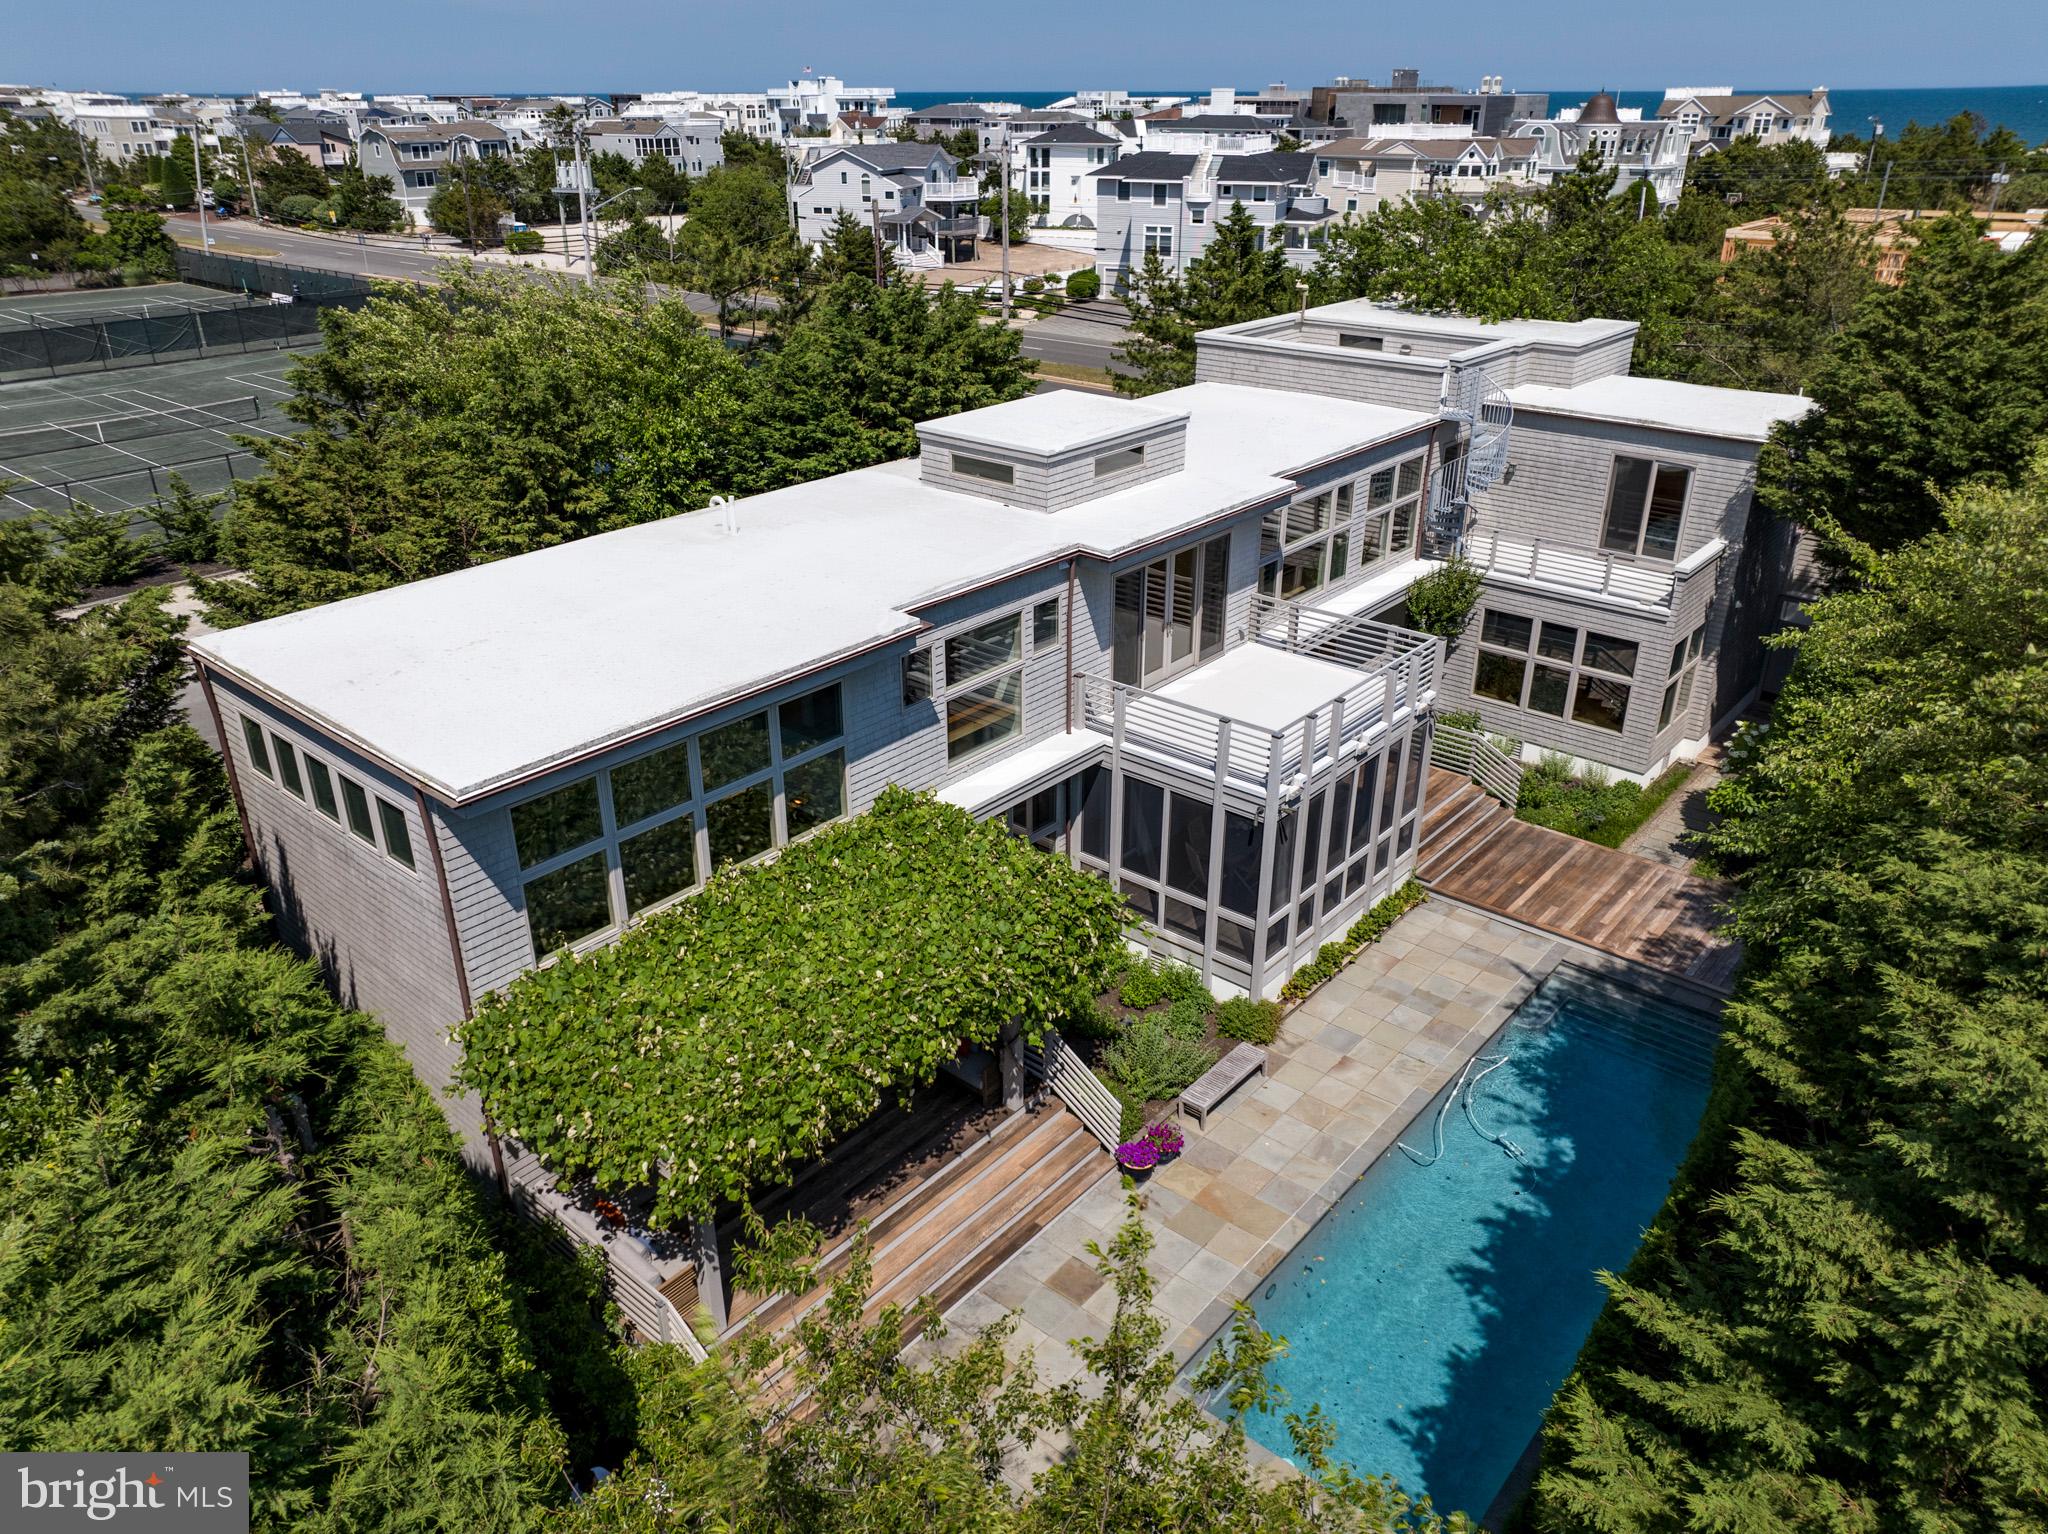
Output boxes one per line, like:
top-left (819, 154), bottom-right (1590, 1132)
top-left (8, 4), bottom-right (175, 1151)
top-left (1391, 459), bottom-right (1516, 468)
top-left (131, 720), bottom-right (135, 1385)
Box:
top-left (787, 142), bottom-right (982, 265)
top-left (1194, 301), bottom-right (1812, 781)
top-left (356, 120), bottom-right (511, 226)
top-left (582, 114), bottom-right (725, 178)
top-left (1137, 114), bottom-right (1286, 155)
top-left (1312, 135), bottom-right (1540, 217)
top-left (1303, 70), bottom-right (1548, 139)
top-left (1657, 86), bottom-right (1831, 151)
top-left (1521, 92), bottom-right (1693, 206)
top-left (767, 75), bottom-right (900, 140)
top-left (1018, 123), bottom-right (1124, 231)
top-left (1090, 151), bottom-right (1327, 285)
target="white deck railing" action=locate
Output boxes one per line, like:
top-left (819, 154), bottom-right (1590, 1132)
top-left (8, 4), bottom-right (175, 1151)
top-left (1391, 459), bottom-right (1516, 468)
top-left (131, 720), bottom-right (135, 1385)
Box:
top-left (1461, 529), bottom-right (1722, 609)
top-left (1024, 1028), bottom-right (1124, 1150)
top-left (1430, 722), bottom-right (1525, 805)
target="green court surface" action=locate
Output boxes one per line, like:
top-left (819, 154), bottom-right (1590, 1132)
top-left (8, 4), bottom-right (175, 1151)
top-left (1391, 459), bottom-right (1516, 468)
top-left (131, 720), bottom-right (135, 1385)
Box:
top-left (0, 282), bottom-right (249, 326)
top-left (0, 352), bottom-right (306, 534)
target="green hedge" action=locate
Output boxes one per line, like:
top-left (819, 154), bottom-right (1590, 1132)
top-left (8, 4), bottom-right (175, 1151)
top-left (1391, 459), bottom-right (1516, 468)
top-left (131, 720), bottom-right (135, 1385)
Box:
top-left (458, 787), bottom-right (1130, 1224)
top-left (1278, 879), bottom-right (1427, 1001)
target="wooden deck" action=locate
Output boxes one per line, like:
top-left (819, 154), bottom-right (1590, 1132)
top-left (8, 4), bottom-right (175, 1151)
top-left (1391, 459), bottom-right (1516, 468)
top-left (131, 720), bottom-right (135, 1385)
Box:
top-left (1419, 768), bottom-right (1741, 992)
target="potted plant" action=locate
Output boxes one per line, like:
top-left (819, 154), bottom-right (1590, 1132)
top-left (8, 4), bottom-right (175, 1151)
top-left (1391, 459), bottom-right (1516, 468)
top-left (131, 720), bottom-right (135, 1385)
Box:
top-left (1115, 1137), bottom-right (1162, 1177)
top-left (1142, 1121), bottom-right (1185, 1161)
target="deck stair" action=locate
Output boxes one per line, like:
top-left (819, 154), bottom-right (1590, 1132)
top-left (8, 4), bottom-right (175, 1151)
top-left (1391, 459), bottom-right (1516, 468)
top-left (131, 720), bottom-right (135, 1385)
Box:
top-left (729, 1095), bottom-right (1107, 1350)
top-left (1417, 771), bottom-right (1515, 885)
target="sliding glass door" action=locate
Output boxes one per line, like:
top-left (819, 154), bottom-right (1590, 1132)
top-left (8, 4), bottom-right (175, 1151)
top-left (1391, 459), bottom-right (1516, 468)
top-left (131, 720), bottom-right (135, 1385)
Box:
top-left (1112, 535), bottom-right (1231, 688)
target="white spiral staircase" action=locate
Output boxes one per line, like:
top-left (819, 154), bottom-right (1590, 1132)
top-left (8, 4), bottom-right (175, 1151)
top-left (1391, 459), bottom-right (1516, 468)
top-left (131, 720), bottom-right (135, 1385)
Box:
top-left (1424, 362), bottom-right (1513, 554)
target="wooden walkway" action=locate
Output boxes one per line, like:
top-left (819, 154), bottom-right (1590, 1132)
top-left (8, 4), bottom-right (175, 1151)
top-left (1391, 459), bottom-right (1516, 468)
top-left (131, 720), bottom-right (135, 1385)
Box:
top-left (1419, 769), bottom-right (1741, 992)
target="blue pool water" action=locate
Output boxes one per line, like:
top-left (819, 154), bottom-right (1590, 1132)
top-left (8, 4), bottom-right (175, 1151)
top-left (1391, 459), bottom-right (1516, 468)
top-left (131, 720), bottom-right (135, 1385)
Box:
top-left (1219, 966), bottom-right (1717, 1521)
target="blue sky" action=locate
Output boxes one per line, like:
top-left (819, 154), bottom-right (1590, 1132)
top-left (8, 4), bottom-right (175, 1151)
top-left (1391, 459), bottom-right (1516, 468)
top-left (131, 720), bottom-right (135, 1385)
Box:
top-left (11, 0), bottom-right (2047, 94)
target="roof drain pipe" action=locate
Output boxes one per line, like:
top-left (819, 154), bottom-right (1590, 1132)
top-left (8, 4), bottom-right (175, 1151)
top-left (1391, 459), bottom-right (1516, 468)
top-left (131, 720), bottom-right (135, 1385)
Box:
top-left (1064, 556), bottom-right (1077, 732)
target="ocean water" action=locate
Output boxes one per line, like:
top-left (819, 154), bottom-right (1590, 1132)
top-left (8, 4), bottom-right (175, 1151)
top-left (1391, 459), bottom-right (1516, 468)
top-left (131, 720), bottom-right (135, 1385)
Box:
top-left (891, 85), bottom-right (2048, 144)
top-left (1195, 966), bottom-right (1718, 1522)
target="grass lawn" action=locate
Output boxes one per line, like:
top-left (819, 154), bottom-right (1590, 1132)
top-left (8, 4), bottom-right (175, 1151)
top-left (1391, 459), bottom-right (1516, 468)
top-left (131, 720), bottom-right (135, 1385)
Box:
top-left (1031, 359), bottom-right (1117, 391)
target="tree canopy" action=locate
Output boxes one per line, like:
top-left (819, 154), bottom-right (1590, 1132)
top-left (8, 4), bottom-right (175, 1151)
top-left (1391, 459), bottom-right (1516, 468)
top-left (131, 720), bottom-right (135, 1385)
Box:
top-left (1760, 215), bottom-right (2048, 550)
top-left (1532, 450), bottom-right (2048, 1530)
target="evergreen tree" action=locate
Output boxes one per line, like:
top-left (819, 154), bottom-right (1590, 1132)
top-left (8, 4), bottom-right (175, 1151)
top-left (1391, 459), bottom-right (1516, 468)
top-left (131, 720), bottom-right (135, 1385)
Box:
top-left (1760, 215), bottom-right (2048, 550)
top-left (815, 209), bottom-right (893, 285)
top-left (156, 146), bottom-right (196, 210)
top-left (1114, 203), bottom-right (1292, 395)
top-left (1533, 452), bottom-right (2048, 1532)
top-left (328, 161), bottom-right (405, 233)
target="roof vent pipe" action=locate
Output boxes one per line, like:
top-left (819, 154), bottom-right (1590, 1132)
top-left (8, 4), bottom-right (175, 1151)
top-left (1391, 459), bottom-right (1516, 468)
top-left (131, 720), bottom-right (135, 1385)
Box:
top-left (708, 493), bottom-right (736, 534)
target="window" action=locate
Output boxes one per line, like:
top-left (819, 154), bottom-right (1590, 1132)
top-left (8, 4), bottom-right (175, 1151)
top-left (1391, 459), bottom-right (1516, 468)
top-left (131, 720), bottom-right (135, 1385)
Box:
top-left (945, 614), bottom-right (1020, 687)
top-left (619, 816), bottom-right (694, 914)
top-left (271, 734), bottom-right (303, 797)
top-left (1113, 536), bottom-right (1229, 687)
top-left (707, 782), bottom-right (774, 868)
top-left (1601, 457), bottom-right (1690, 559)
top-left (377, 799), bottom-right (415, 867)
top-left (1033, 598), bottom-right (1060, 649)
top-left (340, 777), bottom-right (375, 843)
top-left (946, 672), bottom-right (1022, 760)
top-left (784, 750), bottom-right (846, 835)
top-left (525, 852), bottom-right (612, 954)
top-left (1151, 183), bottom-right (1167, 206)
top-left (902, 648), bottom-right (933, 705)
top-left (240, 717), bottom-right (272, 777)
top-left (1658, 621), bottom-right (1708, 731)
top-left (1338, 333), bottom-right (1383, 350)
top-left (1143, 225), bottom-right (1173, 258)
top-left (1115, 180), bottom-right (1130, 201)
top-left (777, 683), bottom-right (841, 756)
top-left (610, 740), bottom-right (690, 829)
top-left (698, 712), bottom-right (770, 791)
top-left (512, 778), bottom-right (603, 869)
top-left (307, 759), bottom-right (338, 820)
top-left (952, 452), bottom-right (1014, 485)
top-left (1094, 444), bottom-right (1145, 477)
top-left (1190, 206), bottom-right (1205, 225)
top-left (1474, 609), bottom-right (1636, 734)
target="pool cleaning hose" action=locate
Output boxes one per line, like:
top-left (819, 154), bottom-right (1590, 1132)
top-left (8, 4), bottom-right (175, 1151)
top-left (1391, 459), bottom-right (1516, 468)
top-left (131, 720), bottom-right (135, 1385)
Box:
top-left (1394, 1053), bottom-right (1525, 1164)
top-left (1463, 1055), bottom-right (1526, 1160)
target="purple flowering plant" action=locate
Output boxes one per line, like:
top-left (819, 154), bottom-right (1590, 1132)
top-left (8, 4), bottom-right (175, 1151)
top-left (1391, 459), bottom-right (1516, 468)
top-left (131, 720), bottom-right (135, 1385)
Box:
top-left (1142, 1122), bottom-right (1185, 1157)
top-left (1114, 1138), bottom-right (1162, 1171)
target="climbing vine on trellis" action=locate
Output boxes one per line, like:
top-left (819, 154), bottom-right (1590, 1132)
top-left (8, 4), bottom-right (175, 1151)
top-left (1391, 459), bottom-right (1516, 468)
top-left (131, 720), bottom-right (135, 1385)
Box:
top-left (456, 787), bottom-right (1130, 1225)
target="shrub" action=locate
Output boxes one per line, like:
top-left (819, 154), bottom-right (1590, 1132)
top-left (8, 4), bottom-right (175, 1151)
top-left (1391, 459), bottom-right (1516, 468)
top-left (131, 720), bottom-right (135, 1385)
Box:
top-left (1102, 1017), bottom-right (1216, 1105)
top-left (1117, 957), bottom-right (1170, 1008)
top-left (1277, 879), bottom-right (1427, 1001)
top-left (1068, 997), bottom-right (1124, 1040)
top-left (1164, 995), bottom-right (1209, 1040)
top-left (1518, 761), bottom-right (1693, 848)
top-left (1103, 1074), bottom-right (1146, 1140)
top-left (1216, 996), bottom-right (1281, 1045)
top-left (504, 229), bottom-right (544, 254)
top-left (277, 193), bottom-right (327, 225)
top-left (1066, 267), bottom-right (1100, 301)
top-left (1439, 708), bottom-right (1482, 732)
top-left (1405, 554), bottom-right (1484, 638)
top-left (1023, 276), bottom-right (1046, 294)
top-left (1158, 962), bottom-right (1210, 1006)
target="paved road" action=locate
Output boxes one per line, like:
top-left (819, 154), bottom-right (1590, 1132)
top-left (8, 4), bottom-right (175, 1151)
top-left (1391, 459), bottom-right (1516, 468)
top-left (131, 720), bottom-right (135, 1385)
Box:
top-left (165, 216), bottom-right (1129, 364)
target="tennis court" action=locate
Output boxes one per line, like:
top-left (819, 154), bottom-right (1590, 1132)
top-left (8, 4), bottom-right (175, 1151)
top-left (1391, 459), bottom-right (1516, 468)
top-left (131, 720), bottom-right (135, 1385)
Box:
top-left (0, 352), bottom-right (307, 535)
top-left (0, 282), bottom-right (254, 327)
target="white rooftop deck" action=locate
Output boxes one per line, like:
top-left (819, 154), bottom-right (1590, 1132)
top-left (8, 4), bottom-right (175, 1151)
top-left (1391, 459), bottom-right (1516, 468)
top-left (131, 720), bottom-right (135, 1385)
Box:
top-left (1152, 645), bottom-right (1363, 733)
top-left (192, 382), bottom-right (1433, 803)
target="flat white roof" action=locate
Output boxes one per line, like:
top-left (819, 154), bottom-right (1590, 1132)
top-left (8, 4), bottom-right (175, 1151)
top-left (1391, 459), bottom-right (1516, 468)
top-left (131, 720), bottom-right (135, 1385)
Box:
top-left (1508, 375), bottom-right (1811, 442)
top-left (1295, 299), bottom-right (1639, 349)
top-left (921, 390), bottom-right (1186, 457)
top-left (1152, 644), bottom-right (1365, 732)
top-left (193, 382), bottom-right (1432, 804)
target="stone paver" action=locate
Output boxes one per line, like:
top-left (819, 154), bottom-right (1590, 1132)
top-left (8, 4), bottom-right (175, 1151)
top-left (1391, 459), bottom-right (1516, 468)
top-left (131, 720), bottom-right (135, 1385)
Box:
top-left (938, 901), bottom-right (1563, 1382)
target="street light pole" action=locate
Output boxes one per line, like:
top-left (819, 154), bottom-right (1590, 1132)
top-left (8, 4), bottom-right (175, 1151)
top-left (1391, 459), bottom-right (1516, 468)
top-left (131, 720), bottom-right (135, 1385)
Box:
top-left (192, 129), bottom-right (211, 249)
top-left (999, 121), bottom-right (1011, 321)
top-left (574, 128), bottom-right (594, 284)
top-left (238, 132), bottom-right (261, 221)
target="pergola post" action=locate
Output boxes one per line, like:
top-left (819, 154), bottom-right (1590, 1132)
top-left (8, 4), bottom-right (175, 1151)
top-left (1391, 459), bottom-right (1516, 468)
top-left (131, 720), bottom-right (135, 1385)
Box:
top-left (999, 1018), bottom-right (1027, 1111)
top-left (688, 1215), bottom-right (729, 1333)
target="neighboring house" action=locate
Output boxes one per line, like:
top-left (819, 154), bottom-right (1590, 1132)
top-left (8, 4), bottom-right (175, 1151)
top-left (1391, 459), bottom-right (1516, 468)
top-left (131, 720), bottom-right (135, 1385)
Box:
top-left (1519, 92), bottom-right (1693, 207)
top-left (231, 112), bottom-right (353, 171)
top-left (1017, 123), bottom-right (1123, 229)
top-left (1090, 151), bottom-right (1327, 284)
top-left (1195, 301), bottom-right (1812, 783)
top-left (787, 142), bottom-right (982, 266)
top-left (1303, 70), bottom-right (1547, 139)
top-left (1657, 87), bottom-right (1831, 150)
top-left (1312, 135), bottom-right (1539, 217)
top-left (1719, 206), bottom-right (2042, 286)
top-left (1138, 114), bottom-right (1285, 155)
top-left (626, 90), bottom-right (778, 141)
top-left (69, 103), bottom-right (187, 165)
top-left (356, 120), bottom-right (511, 226)
top-left (582, 115), bottom-right (725, 177)
top-left (767, 75), bottom-right (899, 140)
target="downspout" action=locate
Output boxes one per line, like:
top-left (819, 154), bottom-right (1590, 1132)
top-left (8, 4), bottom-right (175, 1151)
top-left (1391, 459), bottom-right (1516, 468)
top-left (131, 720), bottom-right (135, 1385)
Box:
top-left (192, 654), bottom-right (259, 872)
top-left (1064, 556), bottom-right (1077, 730)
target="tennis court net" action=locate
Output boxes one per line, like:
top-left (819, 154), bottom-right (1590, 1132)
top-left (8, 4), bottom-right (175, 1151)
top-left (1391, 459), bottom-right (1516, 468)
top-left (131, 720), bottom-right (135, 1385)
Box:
top-left (0, 395), bottom-right (264, 460)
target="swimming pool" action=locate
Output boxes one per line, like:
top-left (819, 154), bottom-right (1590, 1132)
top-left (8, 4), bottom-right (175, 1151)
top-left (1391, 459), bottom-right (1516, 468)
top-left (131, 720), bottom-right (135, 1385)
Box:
top-left (1211, 964), bottom-right (1717, 1522)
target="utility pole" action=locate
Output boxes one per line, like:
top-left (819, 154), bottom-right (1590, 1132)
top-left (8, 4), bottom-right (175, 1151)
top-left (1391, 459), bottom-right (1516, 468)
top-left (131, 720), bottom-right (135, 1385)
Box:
top-left (999, 121), bottom-right (1011, 321)
top-left (1637, 181), bottom-right (1647, 221)
top-left (1988, 166), bottom-right (2010, 215)
top-left (192, 128), bottom-right (211, 249)
top-left (72, 119), bottom-right (97, 198)
top-left (574, 127), bottom-right (594, 284)
top-left (1874, 161), bottom-right (1893, 220)
top-left (238, 132), bottom-right (261, 220)
top-left (869, 197), bottom-right (885, 285)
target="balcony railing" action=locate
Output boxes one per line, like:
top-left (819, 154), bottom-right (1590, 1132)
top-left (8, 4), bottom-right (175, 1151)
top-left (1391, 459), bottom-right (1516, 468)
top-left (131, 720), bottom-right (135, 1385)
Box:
top-left (922, 180), bottom-right (984, 201)
top-left (1455, 528), bottom-right (1726, 609)
top-left (1075, 612), bottom-right (1440, 803)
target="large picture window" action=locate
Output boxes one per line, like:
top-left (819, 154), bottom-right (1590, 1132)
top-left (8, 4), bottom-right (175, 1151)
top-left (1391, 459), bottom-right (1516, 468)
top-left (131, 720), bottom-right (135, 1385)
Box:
top-left (1601, 457), bottom-right (1690, 560)
top-left (1658, 621), bottom-right (1708, 731)
top-left (1473, 608), bottom-right (1637, 734)
top-left (1113, 536), bottom-right (1229, 687)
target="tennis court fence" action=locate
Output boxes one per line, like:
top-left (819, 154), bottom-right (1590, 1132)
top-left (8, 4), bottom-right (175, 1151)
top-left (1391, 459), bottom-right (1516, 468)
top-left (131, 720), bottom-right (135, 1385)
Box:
top-left (2, 446), bottom-right (268, 540)
top-left (0, 254), bottom-right (383, 384)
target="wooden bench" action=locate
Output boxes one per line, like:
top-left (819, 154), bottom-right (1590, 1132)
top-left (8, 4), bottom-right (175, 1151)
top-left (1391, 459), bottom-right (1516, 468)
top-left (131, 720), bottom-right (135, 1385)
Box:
top-left (1179, 1042), bottom-right (1268, 1129)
